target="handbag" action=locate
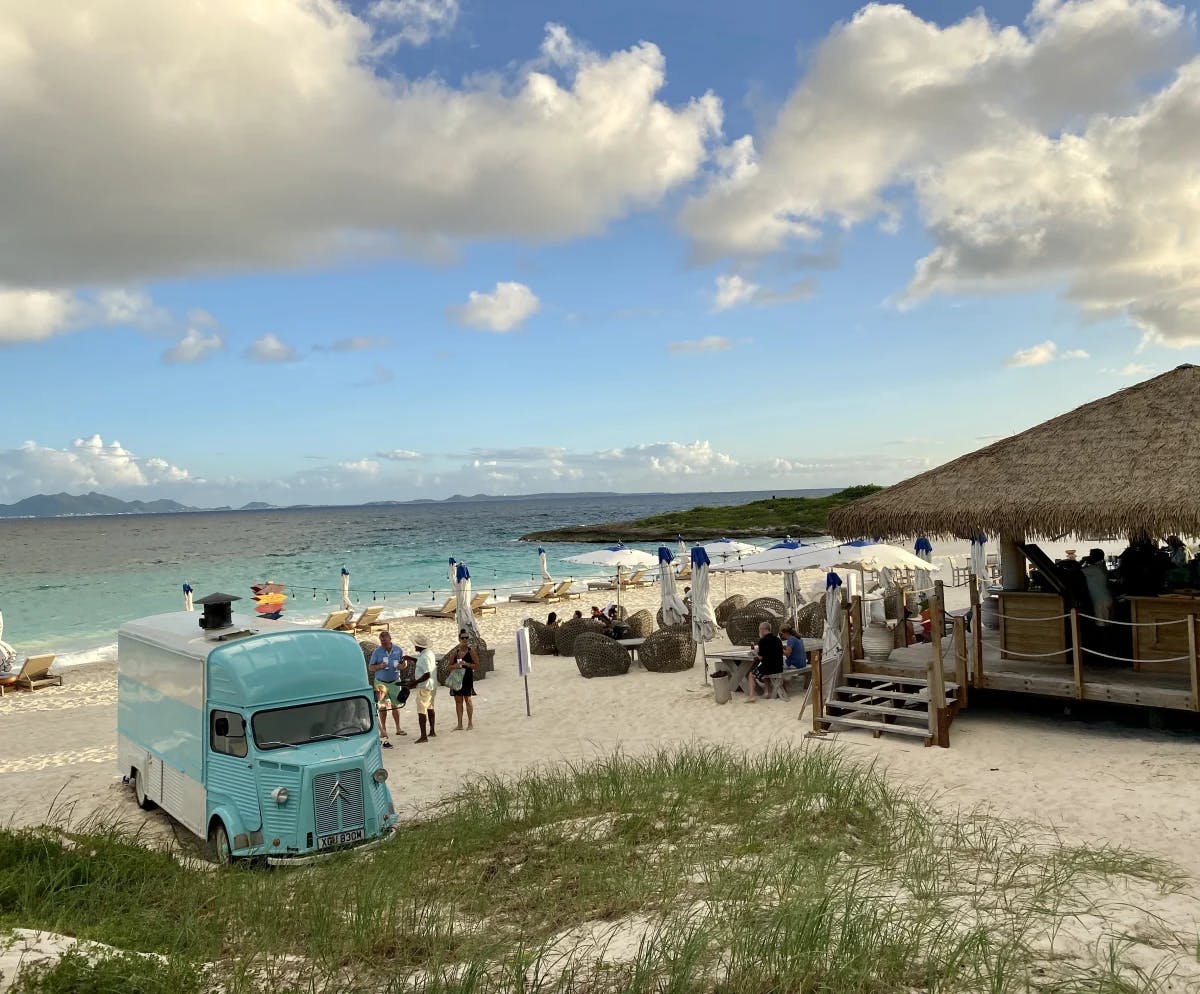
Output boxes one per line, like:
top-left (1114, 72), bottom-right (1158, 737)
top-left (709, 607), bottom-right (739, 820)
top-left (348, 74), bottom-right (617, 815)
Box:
top-left (445, 667), bottom-right (465, 692)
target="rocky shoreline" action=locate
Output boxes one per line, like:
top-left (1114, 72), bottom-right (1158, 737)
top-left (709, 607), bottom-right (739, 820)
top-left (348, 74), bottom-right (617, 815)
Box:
top-left (520, 522), bottom-right (825, 542)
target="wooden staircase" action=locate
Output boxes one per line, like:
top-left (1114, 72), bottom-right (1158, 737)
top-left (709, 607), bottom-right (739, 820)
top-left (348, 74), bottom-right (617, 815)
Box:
top-left (816, 672), bottom-right (961, 747)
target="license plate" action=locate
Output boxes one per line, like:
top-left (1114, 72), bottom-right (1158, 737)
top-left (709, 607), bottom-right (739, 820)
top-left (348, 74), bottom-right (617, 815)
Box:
top-left (318, 828), bottom-right (364, 850)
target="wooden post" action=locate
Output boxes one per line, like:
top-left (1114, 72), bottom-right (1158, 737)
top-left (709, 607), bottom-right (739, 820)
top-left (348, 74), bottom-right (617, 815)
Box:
top-left (851, 594), bottom-right (864, 663)
top-left (929, 583), bottom-right (948, 746)
top-left (970, 576), bottom-right (984, 687)
top-left (952, 616), bottom-right (969, 709)
top-left (1070, 609), bottom-right (1085, 700)
top-left (1188, 614), bottom-right (1199, 713)
top-left (841, 593), bottom-right (853, 673)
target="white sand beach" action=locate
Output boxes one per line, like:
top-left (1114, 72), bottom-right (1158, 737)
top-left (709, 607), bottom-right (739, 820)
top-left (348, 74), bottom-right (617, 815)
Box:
top-left (3, 570), bottom-right (1199, 987)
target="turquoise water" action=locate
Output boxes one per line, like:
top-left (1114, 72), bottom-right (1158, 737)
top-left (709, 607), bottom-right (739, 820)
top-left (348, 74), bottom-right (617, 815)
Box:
top-left (0, 490), bottom-right (825, 664)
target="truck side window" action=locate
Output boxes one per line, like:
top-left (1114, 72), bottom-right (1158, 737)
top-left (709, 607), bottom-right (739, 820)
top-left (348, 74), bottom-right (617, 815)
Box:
top-left (210, 710), bottom-right (248, 758)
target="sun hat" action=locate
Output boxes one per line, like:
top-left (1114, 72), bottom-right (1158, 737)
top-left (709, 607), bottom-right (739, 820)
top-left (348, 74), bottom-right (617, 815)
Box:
top-left (413, 632), bottom-right (430, 649)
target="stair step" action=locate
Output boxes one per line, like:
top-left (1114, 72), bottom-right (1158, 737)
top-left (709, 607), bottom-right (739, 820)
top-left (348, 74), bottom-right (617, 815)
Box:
top-left (825, 701), bottom-right (930, 721)
top-left (820, 715), bottom-right (932, 740)
top-left (834, 686), bottom-right (957, 704)
top-left (845, 673), bottom-right (959, 691)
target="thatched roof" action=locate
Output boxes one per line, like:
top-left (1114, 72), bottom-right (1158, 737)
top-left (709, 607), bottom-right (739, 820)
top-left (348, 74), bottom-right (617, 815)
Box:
top-left (829, 364), bottom-right (1200, 541)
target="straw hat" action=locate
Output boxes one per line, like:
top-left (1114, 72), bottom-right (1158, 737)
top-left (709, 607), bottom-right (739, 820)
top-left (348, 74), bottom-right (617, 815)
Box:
top-left (413, 632), bottom-right (430, 649)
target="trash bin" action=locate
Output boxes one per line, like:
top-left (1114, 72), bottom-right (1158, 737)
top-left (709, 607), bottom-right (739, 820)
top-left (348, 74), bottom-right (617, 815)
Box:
top-left (712, 671), bottom-right (732, 705)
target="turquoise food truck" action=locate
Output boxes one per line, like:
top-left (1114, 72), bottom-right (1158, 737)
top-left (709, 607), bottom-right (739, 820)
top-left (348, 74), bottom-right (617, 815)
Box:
top-left (117, 594), bottom-right (396, 864)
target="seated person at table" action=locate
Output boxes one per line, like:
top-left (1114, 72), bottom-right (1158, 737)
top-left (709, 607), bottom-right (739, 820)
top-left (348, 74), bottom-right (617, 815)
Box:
top-left (906, 606), bottom-right (932, 643)
top-left (546, 611), bottom-right (560, 628)
top-left (590, 605), bottom-right (611, 627)
top-left (780, 624), bottom-right (807, 668)
top-left (572, 609), bottom-right (583, 620)
top-left (748, 621), bottom-right (784, 703)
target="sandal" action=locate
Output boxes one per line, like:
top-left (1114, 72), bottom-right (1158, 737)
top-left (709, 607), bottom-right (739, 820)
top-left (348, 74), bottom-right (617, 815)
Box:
top-left (382, 740), bottom-right (393, 748)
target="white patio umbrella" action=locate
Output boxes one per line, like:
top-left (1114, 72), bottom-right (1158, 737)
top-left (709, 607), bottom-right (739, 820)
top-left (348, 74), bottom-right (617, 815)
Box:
top-left (915, 537), bottom-right (934, 592)
top-left (183, 583), bottom-right (194, 612)
top-left (538, 547), bottom-right (553, 583)
top-left (657, 547), bottom-right (688, 627)
top-left (690, 547), bottom-right (717, 682)
top-left (564, 545), bottom-right (658, 607)
top-left (454, 562), bottom-right (478, 639)
top-left (702, 538), bottom-right (762, 598)
top-left (0, 611), bottom-right (16, 669)
top-left (339, 568), bottom-right (352, 612)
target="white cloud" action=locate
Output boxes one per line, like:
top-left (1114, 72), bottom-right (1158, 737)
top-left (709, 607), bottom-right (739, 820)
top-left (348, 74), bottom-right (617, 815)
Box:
top-left (682, 0), bottom-right (1200, 344)
top-left (368, 0), bottom-right (458, 48)
top-left (712, 273), bottom-right (816, 311)
top-left (1, 6), bottom-right (719, 287)
top-left (315, 336), bottom-right (391, 352)
top-left (338, 458), bottom-right (381, 474)
top-left (667, 336), bottom-right (734, 354)
top-left (0, 288), bottom-right (78, 343)
top-left (245, 333), bottom-right (300, 363)
top-left (1121, 362), bottom-right (1152, 375)
top-left (163, 325), bottom-right (224, 364)
top-left (449, 282), bottom-right (541, 332)
top-left (1005, 340), bottom-right (1090, 367)
top-left (0, 435), bottom-right (193, 501)
top-left (377, 449), bottom-right (423, 460)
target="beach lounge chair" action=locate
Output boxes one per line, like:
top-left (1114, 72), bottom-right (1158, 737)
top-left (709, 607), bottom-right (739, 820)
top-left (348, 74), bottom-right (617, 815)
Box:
top-left (675, 563), bottom-right (692, 582)
top-left (345, 605), bottom-right (388, 632)
top-left (415, 596), bottom-right (457, 619)
top-left (0, 654), bottom-right (60, 695)
top-left (548, 580), bottom-right (580, 601)
top-left (509, 583), bottom-right (553, 603)
top-left (470, 593), bottom-right (496, 616)
top-left (622, 568), bottom-right (652, 587)
top-left (586, 575), bottom-right (619, 591)
top-left (320, 610), bottom-right (353, 630)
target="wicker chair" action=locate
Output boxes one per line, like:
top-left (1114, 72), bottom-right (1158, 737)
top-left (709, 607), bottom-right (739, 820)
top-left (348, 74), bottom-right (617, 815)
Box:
top-left (745, 596), bottom-right (786, 617)
top-left (714, 594), bottom-right (747, 628)
top-left (523, 618), bottom-right (559, 655)
top-left (358, 638), bottom-right (380, 684)
top-left (436, 634), bottom-right (492, 684)
top-left (573, 632), bottom-right (632, 678)
top-left (639, 627), bottom-right (696, 673)
top-left (555, 617), bottom-right (600, 657)
top-left (725, 607), bottom-right (780, 646)
top-left (794, 599), bottom-right (826, 640)
top-left (625, 609), bottom-right (654, 638)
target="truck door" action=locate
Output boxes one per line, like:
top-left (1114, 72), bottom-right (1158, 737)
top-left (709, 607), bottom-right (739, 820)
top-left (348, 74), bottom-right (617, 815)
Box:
top-left (207, 710), bottom-right (262, 831)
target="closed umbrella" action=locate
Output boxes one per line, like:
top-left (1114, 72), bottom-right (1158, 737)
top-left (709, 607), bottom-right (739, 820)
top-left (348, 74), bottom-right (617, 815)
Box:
top-left (448, 557), bottom-right (457, 587)
top-left (783, 571), bottom-right (803, 622)
top-left (677, 535), bottom-right (687, 559)
top-left (970, 535), bottom-right (989, 593)
top-left (455, 562), bottom-right (478, 639)
top-left (0, 611), bottom-right (16, 669)
top-left (658, 547), bottom-right (687, 627)
top-left (183, 583), bottom-right (194, 612)
top-left (339, 568), bottom-right (352, 612)
top-left (822, 572), bottom-right (844, 661)
top-left (538, 548), bottom-right (553, 583)
top-left (690, 547), bottom-right (717, 644)
top-left (915, 537), bottom-right (934, 592)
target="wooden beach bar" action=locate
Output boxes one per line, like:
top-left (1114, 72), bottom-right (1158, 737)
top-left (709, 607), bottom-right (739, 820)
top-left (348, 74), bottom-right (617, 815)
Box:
top-left (823, 364), bottom-right (1200, 736)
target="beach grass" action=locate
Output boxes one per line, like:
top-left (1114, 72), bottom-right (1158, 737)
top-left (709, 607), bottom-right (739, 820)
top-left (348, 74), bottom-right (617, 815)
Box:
top-left (1, 745), bottom-right (1188, 993)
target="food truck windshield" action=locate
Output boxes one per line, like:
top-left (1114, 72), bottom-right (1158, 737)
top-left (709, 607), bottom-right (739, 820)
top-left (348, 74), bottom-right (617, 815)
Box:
top-left (252, 696), bottom-right (374, 750)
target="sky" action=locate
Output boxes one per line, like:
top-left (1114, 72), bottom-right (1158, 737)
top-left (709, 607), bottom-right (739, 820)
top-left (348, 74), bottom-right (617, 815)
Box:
top-left (2, 0), bottom-right (1199, 506)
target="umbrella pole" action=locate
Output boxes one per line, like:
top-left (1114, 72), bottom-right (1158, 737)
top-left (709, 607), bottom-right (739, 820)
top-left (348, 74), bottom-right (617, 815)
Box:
top-left (702, 643), bottom-right (709, 686)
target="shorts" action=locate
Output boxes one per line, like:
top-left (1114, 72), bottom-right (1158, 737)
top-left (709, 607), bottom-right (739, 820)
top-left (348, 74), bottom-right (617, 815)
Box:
top-left (753, 664), bottom-right (782, 680)
top-left (417, 687), bottom-right (436, 715)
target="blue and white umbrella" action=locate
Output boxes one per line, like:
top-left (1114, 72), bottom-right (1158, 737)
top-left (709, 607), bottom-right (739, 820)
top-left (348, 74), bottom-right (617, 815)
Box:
top-left (455, 562), bottom-right (478, 639)
top-left (339, 567), bottom-right (352, 612)
top-left (658, 547), bottom-right (688, 627)
top-left (690, 547), bottom-right (717, 644)
top-left (970, 535), bottom-right (989, 593)
top-left (915, 537), bottom-right (934, 592)
top-left (538, 547), bottom-right (553, 583)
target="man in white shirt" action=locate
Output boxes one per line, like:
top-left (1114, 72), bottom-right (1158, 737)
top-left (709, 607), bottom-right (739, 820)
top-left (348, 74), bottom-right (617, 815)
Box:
top-left (407, 632), bottom-right (438, 743)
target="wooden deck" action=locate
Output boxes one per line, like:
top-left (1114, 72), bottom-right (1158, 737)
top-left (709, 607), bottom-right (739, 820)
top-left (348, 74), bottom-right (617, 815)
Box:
top-left (858, 628), bottom-right (1196, 712)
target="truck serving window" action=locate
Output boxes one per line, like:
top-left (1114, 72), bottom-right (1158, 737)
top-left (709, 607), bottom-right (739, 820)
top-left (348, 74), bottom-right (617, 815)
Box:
top-left (211, 710), bottom-right (248, 758)
top-left (252, 697), bottom-right (374, 750)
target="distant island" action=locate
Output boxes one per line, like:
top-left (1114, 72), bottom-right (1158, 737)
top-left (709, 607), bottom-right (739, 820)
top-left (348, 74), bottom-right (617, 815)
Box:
top-left (520, 486), bottom-right (882, 542)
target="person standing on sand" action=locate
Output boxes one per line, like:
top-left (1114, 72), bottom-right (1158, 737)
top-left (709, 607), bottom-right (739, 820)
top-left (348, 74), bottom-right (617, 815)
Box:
top-left (368, 631), bottom-right (406, 742)
top-left (447, 630), bottom-right (478, 730)
top-left (407, 633), bottom-right (437, 743)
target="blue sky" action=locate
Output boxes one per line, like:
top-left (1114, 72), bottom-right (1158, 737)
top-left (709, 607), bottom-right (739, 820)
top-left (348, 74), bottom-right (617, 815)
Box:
top-left (2, 0), bottom-right (1198, 505)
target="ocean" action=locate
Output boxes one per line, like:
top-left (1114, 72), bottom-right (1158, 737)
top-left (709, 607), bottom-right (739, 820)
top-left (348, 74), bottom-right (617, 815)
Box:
top-left (0, 489), bottom-right (826, 666)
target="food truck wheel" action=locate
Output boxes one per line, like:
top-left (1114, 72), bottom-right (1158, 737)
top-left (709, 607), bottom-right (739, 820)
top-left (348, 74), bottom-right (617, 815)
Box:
top-left (208, 821), bottom-right (234, 866)
top-left (132, 769), bottom-right (155, 811)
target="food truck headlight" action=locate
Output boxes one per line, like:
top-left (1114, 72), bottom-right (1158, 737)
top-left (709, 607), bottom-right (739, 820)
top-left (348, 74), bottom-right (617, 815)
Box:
top-left (271, 787), bottom-right (290, 804)
top-left (372, 768), bottom-right (388, 784)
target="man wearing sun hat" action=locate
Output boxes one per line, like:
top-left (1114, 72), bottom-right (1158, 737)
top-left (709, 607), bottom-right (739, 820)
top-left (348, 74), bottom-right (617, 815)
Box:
top-left (407, 632), bottom-right (438, 743)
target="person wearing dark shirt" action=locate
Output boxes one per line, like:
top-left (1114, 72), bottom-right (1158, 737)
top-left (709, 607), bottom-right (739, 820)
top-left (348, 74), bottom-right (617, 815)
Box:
top-left (748, 622), bottom-right (784, 703)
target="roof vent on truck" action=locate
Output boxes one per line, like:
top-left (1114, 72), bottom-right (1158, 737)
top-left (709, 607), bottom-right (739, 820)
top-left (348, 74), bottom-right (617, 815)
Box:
top-left (195, 592), bottom-right (241, 633)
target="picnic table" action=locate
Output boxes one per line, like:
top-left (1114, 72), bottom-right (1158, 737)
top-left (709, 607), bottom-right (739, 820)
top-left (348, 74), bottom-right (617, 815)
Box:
top-left (709, 638), bottom-right (820, 700)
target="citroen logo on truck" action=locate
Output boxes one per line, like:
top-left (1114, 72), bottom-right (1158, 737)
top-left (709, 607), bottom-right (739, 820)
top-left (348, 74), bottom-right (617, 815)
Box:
top-left (327, 779), bottom-right (344, 805)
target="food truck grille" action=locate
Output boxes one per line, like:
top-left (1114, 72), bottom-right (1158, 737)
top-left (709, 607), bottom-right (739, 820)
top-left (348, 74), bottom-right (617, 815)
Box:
top-left (313, 770), bottom-right (365, 835)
